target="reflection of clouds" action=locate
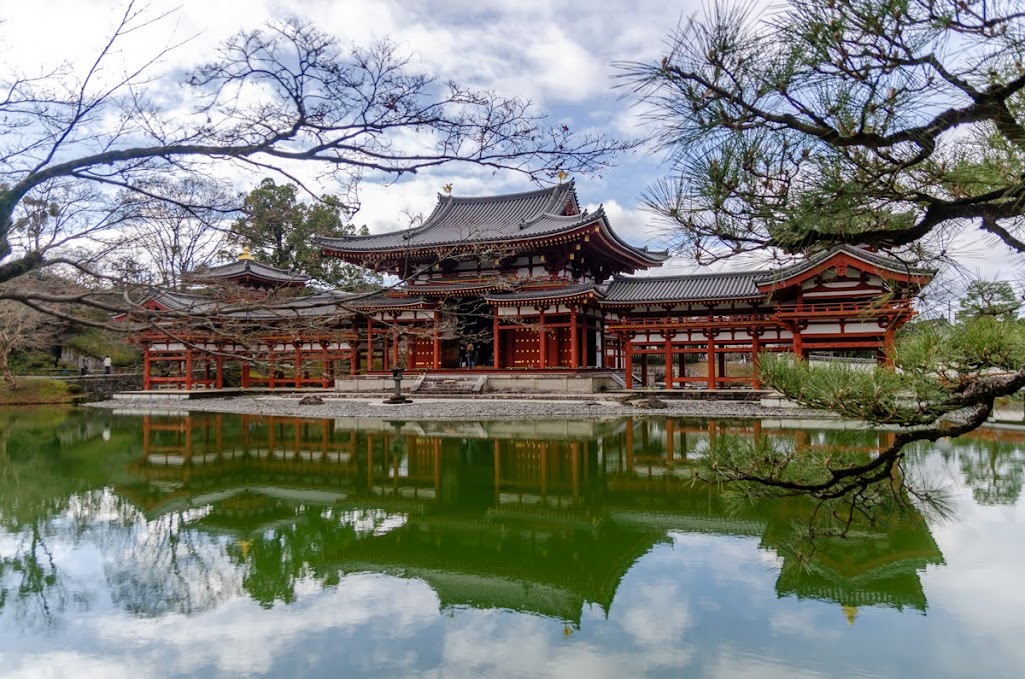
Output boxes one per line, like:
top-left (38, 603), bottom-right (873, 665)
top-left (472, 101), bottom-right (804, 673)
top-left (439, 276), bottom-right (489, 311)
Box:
top-left (616, 580), bottom-right (692, 646)
top-left (95, 574), bottom-right (439, 676)
top-left (706, 653), bottom-right (832, 679)
top-left (769, 608), bottom-right (842, 641)
top-left (441, 611), bottom-right (695, 679)
top-left (918, 454), bottom-right (1025, 678)
top-left (1, 571), bottom-right (441, 678)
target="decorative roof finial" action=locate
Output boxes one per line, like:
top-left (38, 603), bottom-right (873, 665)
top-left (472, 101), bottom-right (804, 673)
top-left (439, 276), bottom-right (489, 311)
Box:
top-left (442, 183), bottom-right (453, 194)
top-left (238, 246), bottom-right (255, 261)
top-left (557, 170), bottom-right (568, 183)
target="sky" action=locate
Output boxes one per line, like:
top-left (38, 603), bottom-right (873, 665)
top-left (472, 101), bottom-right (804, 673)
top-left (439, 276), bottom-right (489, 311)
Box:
top-left (2, 0), bottom-right (1020, 301)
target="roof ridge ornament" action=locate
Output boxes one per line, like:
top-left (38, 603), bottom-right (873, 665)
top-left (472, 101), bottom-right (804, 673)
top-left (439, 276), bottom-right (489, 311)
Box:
top-left (238, 246), bottom-right (255, 261)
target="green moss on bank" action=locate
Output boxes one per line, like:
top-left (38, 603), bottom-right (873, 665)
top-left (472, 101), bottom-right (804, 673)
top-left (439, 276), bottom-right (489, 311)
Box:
top-left (64, 329), bottom-right (139, 366)
top-left (0, 378), bottom-right (74, 405)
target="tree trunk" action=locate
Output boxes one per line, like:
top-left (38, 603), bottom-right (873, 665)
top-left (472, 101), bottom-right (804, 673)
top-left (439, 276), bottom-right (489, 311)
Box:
top-left (0, 348), bottom-right (16, 390)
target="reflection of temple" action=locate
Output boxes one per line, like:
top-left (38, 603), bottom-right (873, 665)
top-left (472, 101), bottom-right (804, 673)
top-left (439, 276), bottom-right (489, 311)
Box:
top-left (118, 415), bottom-right (944, 623)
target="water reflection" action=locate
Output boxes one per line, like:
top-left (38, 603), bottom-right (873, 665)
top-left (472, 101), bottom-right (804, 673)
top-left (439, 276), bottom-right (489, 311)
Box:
top-left (3, 410), bottom-right (1025, 676)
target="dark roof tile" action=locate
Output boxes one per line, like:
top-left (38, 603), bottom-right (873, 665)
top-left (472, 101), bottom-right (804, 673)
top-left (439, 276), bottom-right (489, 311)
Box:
top-left (602, 272), bottom-right (765, 304)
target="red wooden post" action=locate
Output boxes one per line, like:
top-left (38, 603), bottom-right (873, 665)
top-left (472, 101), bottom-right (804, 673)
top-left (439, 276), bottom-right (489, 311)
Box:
top-left (433, 313), bottom-right (441, 370)
top-left (664, 335), bottom-right (673, 389)
top-left (295, 345), bottom-right (303, 388)
top-left (707, 336), bottom-right (716, 390)
top-left (538, 308), bottom-right (547, 369)
top-left (143, 346), bottom-right (151, 390)
top-left (493, 309), bottom-right (500, 369)
top-left (751, 335), bottom-right (761, 389)
top-left (624, 337), bottom-right (633, 389)
top-left (367, 317), bottom-right (374, 372)
top-left (570, 308), bottom-right (579, 369)
top-left (184, 349), bottom-right (193, 391)
top-left (215, 355), bottom-right (224, 389)
top-left (242, 360), bottom-right (250, 388)
top-left (792, 327), bottom-right (804, 361)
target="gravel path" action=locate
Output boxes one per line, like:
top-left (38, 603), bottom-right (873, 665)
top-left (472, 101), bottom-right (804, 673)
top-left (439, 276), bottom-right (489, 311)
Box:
top-left (87, 394), bottom-right (827, 421)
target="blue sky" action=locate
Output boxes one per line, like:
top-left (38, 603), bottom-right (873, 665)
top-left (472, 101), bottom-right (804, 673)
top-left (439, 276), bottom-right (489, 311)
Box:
top-left (3, 0), bottom-right (1018, 293)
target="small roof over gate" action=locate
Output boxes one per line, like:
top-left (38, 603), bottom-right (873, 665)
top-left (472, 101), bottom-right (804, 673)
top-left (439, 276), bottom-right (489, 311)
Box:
top-left (190, 252), bottom-right (309, 289)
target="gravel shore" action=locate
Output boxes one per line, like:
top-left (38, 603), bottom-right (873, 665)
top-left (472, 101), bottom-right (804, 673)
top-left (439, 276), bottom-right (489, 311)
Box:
top-left (87, 394), bottom-right (827, 421)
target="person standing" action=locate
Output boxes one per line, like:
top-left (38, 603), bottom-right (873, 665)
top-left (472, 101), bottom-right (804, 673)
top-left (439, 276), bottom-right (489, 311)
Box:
top-left (466, 342), bottom-right (476, 369)
top-left (103, 355), bottom-right (112, 375)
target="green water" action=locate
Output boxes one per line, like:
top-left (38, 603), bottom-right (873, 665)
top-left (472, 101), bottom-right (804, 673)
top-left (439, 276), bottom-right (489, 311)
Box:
top-left (0, 408), bottom-right (1023, 678)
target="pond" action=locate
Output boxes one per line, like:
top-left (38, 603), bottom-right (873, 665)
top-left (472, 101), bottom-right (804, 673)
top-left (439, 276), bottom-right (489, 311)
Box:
top-left (0, 407), bottom-right (1023, 678)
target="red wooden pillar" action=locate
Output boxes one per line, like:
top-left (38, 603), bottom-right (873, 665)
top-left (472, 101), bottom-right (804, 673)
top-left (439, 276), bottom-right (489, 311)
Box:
top-left (242, 360), bottom-right (251, 388)
top-left (432, 313), bottom-right (441, 370)
top-left (570, 308), bottom-right (579, 369)
top-left (883, 326), bottom-right (896, 366)
top-left (143, 346), bottom-right (152, 390)
top-left (295, 345), bottom-right (303, 388)
top-left (184, 348), bottom-right (193, 391)
top-left (792, 324), bottom-right (804, 361)
top-left (718, 352), bottom-right (726, 385)
top-left (322, 343), bottom-right (331, 388)
top-left (493, 309), bottom-right (500, 369)
top-left (538, 308), bottom-right (547, 369)
top-left (641, 352), bottom-right (648, 387)
top-left (215, 355), bottom-right (224, 389)
top-left (392, 329), bottom-right (400, 368)
top-left (269, 353), bottom-right (276, 388)
top-left (350, 340), bottom-right (359, 376)
top-left (664, 335), bottom-right (673, 390)
top-left (707, 336), bottom-right (716, 390)
top-left (367, 317), bottom-right (374, 372)
top-left (624, 337), bottom-right (633, 389)
top-left (751, 335), bottom-right (761, 389)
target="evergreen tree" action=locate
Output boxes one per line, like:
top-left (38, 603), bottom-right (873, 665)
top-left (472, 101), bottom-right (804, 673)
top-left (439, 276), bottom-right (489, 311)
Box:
top-left (228, 178), bottom-right (380, 290)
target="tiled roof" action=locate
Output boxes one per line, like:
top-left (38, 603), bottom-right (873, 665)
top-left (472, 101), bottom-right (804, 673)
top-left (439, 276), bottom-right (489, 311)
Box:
top-left (756, 245), bottom-right (935, 285)
top-left (344, 292), bottom-right (430, 309)
top-left (405, 278), bottom-right (518, 296)
top-left (191, 259), bottom-right (309, 285)
top-left (484, 282), bottom-right (601, 304)
top-left (317, 182), bottom-right (668, 265)
top-left (148, 290), bottom-right (358, 319)
top-left (318, 184), bottom-right (576, 251)
top-left (601, 271), bottom-right (765, 304)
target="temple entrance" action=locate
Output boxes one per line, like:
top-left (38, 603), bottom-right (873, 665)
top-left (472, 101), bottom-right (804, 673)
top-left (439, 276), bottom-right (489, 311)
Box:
top-left (439, 297), bottom-right (493, 369)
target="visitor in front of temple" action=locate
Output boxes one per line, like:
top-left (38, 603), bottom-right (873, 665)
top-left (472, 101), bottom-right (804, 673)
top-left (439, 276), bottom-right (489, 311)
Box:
top-left (466, 342), bottom-right (476, 369)
top-left (103, 355), bottom-right (112, 375)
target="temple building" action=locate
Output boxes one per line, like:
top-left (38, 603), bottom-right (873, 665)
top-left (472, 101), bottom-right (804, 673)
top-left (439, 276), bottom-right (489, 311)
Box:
top-left (134, 182), bottom-right (933, 392)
